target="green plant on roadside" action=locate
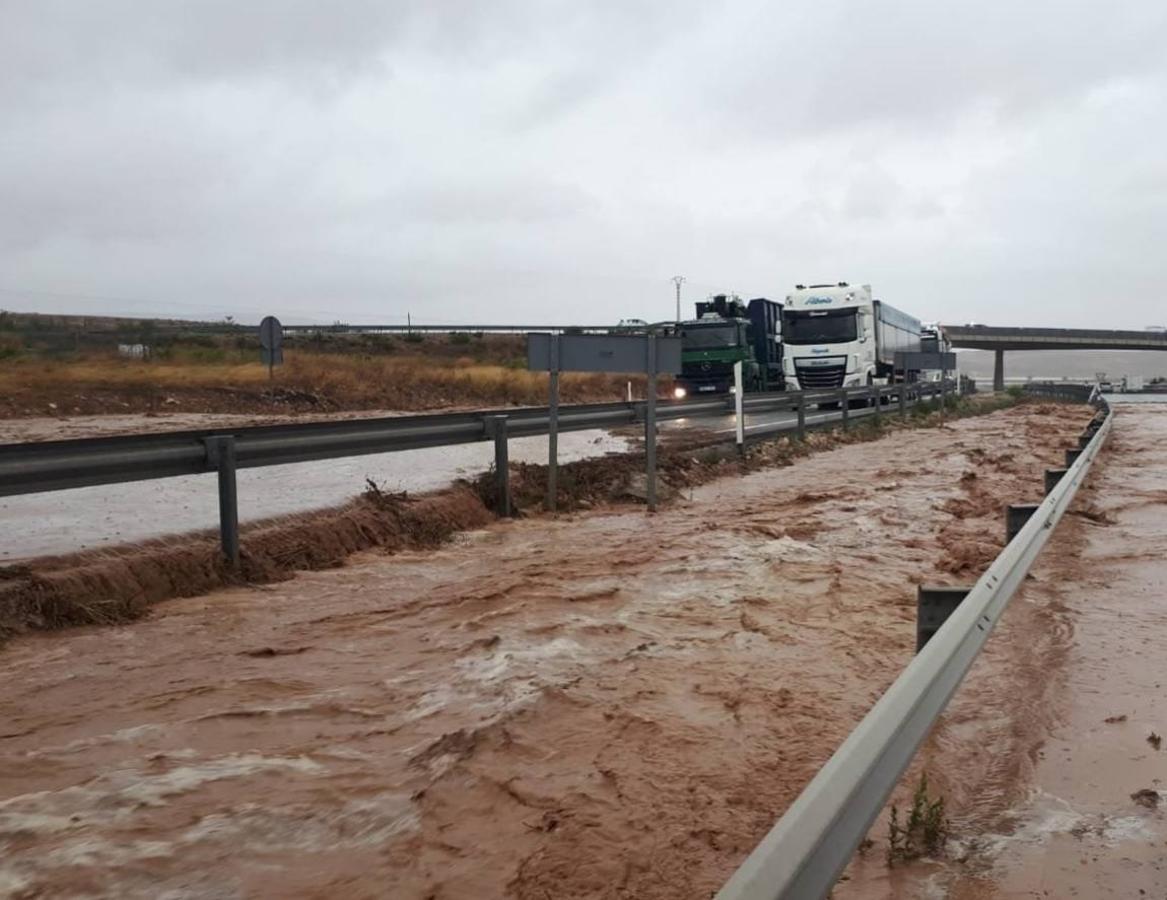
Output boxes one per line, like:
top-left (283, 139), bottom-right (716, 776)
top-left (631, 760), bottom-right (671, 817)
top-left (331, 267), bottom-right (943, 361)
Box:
top-left (448, 331), bottom-right (472, 345)
top-left (1005, 384), bottom-right (1024, 398)
top-left (887, 773), bottom-right (950, 865)
top-left (403, 331), bottom-right (425, 344)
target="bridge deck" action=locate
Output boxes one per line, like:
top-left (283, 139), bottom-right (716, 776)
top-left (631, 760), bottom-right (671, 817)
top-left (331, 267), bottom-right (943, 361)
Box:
top-left (942, 325), bottom-right (1167, 351)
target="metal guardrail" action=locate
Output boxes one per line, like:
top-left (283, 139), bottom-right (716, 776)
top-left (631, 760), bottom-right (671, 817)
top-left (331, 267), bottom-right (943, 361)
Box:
top-left (716, 386), bottom-right (1109, 900)
top-left (0, 383), bottom-right (958, 498)
top-left (0, 380), bottom-right (961, 563)
top-left (279, 323), bottom-right (619, 335)
top-left (1018, 382), bottom-right (1098, 403)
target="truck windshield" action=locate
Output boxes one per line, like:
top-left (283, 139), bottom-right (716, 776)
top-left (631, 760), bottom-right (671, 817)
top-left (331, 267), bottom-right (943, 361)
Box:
top-left (783, 309), bottom-right (857, 344)
top-left (681, 324), bottom-right (739, 349)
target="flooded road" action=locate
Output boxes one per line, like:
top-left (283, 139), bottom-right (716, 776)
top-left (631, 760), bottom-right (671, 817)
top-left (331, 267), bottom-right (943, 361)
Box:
top-left (0, 400), bottom-right (877, 562)
top-left (839, 397), bottom-right (1167, 898)
top-left (0, 427), bottom-right (629, 562)
top-left (0, 403), bottom-right (1092, 898)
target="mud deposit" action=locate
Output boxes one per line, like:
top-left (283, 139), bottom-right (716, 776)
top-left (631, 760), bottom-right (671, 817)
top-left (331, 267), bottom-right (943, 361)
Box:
top-left (839, 399), bottom-right (1167, 899)
top-left (0, 404), bottom-right (1091, 899)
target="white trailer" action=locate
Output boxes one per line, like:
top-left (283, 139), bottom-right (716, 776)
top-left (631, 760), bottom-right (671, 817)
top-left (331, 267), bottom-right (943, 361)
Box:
top-left (781, 283), bottom-right (923, 390)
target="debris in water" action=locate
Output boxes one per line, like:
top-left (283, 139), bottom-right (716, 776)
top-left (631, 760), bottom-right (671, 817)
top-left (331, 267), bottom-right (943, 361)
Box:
top-left (1103, 714), bottom-right (1128, 724)
top-left (1148, 732), bottom-right (1162, 750)
top-left (1131, 789), bottom-right (1160, 809)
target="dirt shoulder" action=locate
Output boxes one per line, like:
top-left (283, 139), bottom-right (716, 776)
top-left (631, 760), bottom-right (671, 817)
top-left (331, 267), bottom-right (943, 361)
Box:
top-left (0, 402), bottom-right (1093, 899)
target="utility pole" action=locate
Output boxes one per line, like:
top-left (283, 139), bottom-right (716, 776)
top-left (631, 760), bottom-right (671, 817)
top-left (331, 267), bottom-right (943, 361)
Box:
top-left (672, 275), bottom-right (685, 323)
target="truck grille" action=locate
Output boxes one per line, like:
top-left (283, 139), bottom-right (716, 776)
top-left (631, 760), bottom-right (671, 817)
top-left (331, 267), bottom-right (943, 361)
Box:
top-left (795, 365), bottom-right (846, 389)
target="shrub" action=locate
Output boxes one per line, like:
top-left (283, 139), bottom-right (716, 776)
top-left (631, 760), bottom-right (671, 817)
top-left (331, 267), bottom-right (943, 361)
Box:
top-left (0, 333), bottom-right (24, 359)
top-left (887, 773), bottom-right (949, 865)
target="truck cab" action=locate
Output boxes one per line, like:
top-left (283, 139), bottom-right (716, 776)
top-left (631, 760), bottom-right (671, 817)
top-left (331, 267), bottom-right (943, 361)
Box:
top-left (782, 283), bottom-right (874, 390)
top-left (918, 324), bottom-right (951, 382)
top-left (674, 294), bottom-right (783, 397)
top-left (782, 282), bottom-right (921, 390)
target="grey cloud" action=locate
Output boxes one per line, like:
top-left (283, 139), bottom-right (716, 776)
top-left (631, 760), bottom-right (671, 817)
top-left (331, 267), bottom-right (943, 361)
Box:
top-left (1, 0), bottom-right (1166, 329)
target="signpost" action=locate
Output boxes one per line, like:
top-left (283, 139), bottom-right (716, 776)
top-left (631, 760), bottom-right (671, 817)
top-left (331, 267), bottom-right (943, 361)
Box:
top-left (259, 315), bottom-right (284, 379)
top-left (528, 332), bottom-right (682, 512)
top-left (733, 360), bottom-right (745, 454)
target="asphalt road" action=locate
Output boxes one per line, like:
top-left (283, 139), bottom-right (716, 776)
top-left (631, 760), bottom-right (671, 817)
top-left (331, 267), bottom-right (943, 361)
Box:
top-left (658, 401), bottom-right (877, 443)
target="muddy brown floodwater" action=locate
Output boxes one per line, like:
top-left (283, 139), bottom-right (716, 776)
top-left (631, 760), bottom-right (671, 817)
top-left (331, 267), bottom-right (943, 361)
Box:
top-left (840, 398), bottom-right (1167, 899)
top-left (0, 403), bottom-right (1092, 899)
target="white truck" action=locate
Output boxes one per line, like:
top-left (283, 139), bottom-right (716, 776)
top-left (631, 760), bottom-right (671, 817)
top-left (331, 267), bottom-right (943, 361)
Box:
top-left (782, 282), bottom-right (923, 391)
top-left (918, 323), bottom-right (951, 382)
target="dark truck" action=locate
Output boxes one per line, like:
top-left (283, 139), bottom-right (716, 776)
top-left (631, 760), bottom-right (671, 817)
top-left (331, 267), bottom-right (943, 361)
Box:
top-left (673, 294), bottom-right (783, 398)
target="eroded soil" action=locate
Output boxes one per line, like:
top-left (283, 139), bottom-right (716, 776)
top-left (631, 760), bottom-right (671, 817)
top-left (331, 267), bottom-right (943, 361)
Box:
top-left (0, 403), bottom-right (1092, 899)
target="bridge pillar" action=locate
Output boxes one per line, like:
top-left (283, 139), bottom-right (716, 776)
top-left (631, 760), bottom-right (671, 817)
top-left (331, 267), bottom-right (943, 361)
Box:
top-left (993, 349), bottom-right (1005, 392)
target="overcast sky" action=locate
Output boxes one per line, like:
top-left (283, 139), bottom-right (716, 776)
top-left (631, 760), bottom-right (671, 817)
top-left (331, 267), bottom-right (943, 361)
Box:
top-left (2, 1), bottom-right (1165, 328)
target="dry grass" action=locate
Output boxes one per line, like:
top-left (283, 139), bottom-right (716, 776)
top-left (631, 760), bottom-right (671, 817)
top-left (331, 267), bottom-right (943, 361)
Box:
top-left (0, 349), bottom-right (651, 415)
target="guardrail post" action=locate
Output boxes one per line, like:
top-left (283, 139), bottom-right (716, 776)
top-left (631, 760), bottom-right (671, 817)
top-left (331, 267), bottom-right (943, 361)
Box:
top-left (486, 415), bottom-right (511, 517)
top-left (872, 385), bottom-right (881, 424)
top-left (898, 386), bottom-right (907, 418)
top-left (547, 335), bottom-right (560, 512)
top-left (917, 585), bottom-right (971, 651)
top-left (203, 436), bottom-right (240, 568)
top-left (733, 360), bottom-right (745, 455)
top-left (796, 394), bottom-right (806, 441)
top-left (840, 390), bottom-right (849, 430)
top-left (1044, 468), bottom-right (1067, 495)
top-left (1006, 503), bottom-right (1040, 542)
top-left (1077, 433), bottom-right (1092, 449)
top-left (646, 334), bottom-right (658, 512)
top-left (1065, 448), bottom-right (1082, 466)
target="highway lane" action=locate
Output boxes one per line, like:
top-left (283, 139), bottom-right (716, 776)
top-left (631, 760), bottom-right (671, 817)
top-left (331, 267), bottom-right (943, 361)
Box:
top-left (0, 398), bottom-right (888, 562)
top-left (659, 397), bottom-right (885, 443)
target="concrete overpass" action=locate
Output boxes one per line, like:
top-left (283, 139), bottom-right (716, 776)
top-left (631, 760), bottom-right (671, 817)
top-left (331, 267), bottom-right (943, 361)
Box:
top-left (941, 325), bottom-right (1167, 390)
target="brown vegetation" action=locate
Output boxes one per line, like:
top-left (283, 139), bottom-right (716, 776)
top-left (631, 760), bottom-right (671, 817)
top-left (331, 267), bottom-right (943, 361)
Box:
top-left (0, 333), bottom-right (654, 417)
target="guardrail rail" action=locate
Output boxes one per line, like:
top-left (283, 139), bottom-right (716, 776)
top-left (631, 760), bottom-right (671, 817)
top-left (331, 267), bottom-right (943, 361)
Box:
top-left (716, 383), bottom-right (1109, 899)
top-left (0, 380), bottom-right (965, 563)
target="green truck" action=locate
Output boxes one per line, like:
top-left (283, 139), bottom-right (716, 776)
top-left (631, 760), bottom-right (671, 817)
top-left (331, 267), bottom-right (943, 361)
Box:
top-left (673, 294), bottom-right (785, 398)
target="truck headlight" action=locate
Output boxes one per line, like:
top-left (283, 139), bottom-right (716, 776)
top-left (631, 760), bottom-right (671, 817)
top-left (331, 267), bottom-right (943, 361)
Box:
top-left (673, 386), bottom-right (687, 399)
